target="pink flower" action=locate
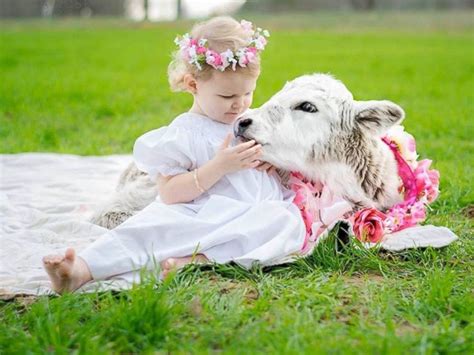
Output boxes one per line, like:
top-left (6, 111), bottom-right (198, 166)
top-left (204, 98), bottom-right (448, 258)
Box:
top-left (386, 199), bottom-right (426, 232)
top-left (414, 159), bottom-right (440, 203)
top-left (410, 200), bottom-right (426, 221)
top-left (205, 50), bottom-right (223, 68)
top-left (196, 46), bottom-right (207, 55)
top-left (289, 172), bottom-right (321, 236)
top-left (352, 208), bottom-right (387, 243)
top-left (245, 51), bottom-right (256, 64)
top-left (247, 47), bottom-right (258, 55)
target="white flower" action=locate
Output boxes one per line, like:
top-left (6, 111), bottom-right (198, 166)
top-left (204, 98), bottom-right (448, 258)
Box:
top-left (187, 46), bottom-right (197, 58)
top-left (385, 125), bottom-right (418, 167)
top-left (220, 49), bottom-right (237, 70)
top-left (240, 20), bottom-right (253, 31)
top-left (254, 36), bottom-right (266, 50)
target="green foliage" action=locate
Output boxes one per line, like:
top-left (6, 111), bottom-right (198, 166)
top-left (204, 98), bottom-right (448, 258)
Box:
top-left (0, 14), bottom-right (473, 353)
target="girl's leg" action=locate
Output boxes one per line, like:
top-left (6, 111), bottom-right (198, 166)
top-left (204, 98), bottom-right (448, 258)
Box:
top-left (42, 247), bottom-right (210, 293)
top-left (42, 201), bottom-right (212, 293)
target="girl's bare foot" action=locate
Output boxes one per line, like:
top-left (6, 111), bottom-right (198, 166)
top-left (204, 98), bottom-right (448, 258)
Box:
top-left (160, 254), bottom-right (208, 278)
top-left (42, 248), bottom-right (92, 294)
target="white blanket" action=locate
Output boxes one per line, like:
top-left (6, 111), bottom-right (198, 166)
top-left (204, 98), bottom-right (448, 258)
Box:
top-left (0, 153), bottom-right (135, 297)
top-left (0, 153), bottom-right (458, 297)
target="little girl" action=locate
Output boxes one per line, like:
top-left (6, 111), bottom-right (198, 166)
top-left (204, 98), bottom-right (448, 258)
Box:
top-left (42, 16), bottom-right (307, 294)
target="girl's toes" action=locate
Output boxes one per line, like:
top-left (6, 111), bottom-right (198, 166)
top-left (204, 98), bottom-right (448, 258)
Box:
top-left (164, 258), bottom-right (176, 270)
top-left (43, 255), bottom-right (60, 265)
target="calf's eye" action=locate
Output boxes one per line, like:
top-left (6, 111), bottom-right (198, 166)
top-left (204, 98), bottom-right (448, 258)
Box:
top-left (294, 101), bottom-right (318, 113)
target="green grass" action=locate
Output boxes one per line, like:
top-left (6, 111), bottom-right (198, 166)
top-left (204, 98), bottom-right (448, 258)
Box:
top-left (1, 12), bottom-right (473, 354)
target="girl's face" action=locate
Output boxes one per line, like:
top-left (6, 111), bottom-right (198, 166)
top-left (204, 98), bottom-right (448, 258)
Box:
top-left (189, 69), bottom-right (259, 124)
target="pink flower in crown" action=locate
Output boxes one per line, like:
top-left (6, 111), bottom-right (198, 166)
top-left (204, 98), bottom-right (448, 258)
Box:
top-left (196, 38), bottom-right (208, 54)
top-left (235, 48), bottom-right (248, 66)
top-left (245, 50), bottom-right (257, 65)
top-left (414, 159), bottom-right (440, 203)
top-left (352, 208), bottom-right (387, 243)
top-left (248, 47), bottom-right (258, 55)
top-left (205, 50), bottom-right (223, 69)
top-left (196, 46), bottom-right (207, 55)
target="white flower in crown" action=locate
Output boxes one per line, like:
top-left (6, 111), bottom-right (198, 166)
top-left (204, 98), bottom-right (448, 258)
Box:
top-left (186, 46), bottom-right (201, 69)
top-left (236, 48), bottom-right (247, 67)
top-left (240, 19), bottom-right (253, 32)
top-left (221, 49), bottom-right (238, 71)
top-left (236, 47), bottom-right (257, 67)
top-left (175, 33), bottom-right (191, 49)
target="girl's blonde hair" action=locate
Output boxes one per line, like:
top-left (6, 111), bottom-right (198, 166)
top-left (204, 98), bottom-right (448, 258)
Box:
top-left (168, 16), bottom-right (261, 92)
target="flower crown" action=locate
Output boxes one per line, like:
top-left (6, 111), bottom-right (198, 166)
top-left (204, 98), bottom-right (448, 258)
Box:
top-left (174, 20), bottom-right (270, 72)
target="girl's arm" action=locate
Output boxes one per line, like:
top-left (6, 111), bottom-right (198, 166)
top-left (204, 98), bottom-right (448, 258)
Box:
top-left (157, 159), bottom-right (224, 204)
top-left (158, 134), bottom-right (261, 204)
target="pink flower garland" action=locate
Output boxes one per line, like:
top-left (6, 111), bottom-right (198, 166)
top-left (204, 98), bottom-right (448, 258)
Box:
top-left (288, 172), bottom-right (320, 238)
top-left (353, 127), bottom-right (440, 243)
top-left (289, 125), bottom-right (440, 245)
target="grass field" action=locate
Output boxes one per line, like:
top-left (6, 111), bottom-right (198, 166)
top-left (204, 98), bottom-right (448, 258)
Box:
top-left (1, 12), bottom-right (473, 354)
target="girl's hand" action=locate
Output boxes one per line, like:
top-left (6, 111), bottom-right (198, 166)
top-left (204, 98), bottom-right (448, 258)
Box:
top-left (256, 161), bottom-right (277, 175)
top-left (211, 133), bottom-right (262, 175)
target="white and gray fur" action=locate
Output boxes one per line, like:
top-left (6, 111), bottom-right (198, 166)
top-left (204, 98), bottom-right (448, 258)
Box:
top-left (234, 73), bottom-right (405, 210)
top-left (91, 73), bottom-right (404, 229)
top-left (89, 162), bottom-right (158, 229)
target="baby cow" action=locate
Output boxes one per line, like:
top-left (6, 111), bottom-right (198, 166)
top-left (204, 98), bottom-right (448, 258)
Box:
top-left (234, 74), bottom-right (405, 210)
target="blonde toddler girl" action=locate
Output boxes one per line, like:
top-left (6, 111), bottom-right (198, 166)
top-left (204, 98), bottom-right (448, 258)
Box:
top-left (42, 16), bottom-right (306, 294)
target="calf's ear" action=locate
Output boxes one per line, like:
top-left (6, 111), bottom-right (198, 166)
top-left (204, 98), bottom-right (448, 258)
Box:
top-left (354, 100), bottom-right (405, 135)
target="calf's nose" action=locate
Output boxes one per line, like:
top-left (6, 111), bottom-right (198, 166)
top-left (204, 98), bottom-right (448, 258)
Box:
top-left (237, 118), bottom-right (253, 135)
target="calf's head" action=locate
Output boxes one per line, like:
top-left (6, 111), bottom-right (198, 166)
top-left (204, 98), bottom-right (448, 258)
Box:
top-left (235, 74), bottom-right (404, 171)
top-left (234, 74), bottom-right (405, 208)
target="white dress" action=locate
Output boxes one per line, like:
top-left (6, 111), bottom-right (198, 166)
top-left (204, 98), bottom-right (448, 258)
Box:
top-left (79, 112), bottom-right (306, 280)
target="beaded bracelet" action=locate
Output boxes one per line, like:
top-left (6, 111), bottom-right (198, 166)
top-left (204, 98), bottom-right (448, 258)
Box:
top-left (193, 168), bottom-right (206, 193)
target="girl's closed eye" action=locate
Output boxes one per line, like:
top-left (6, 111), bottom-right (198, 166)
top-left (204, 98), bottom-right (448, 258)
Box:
top-left (219, 92), bottom-right (252, 99)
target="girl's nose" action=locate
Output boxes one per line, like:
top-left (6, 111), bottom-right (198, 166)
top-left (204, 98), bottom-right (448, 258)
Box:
top-left (232, 97), bottom-right (244, 109)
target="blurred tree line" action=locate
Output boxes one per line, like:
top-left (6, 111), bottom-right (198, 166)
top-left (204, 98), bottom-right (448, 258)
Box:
top-left (242, 0), bottom-right (473, 11)
top-left (0, 0), bottom-right (125, 18)
top-left (1, 0), bottom-right (472, 18)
